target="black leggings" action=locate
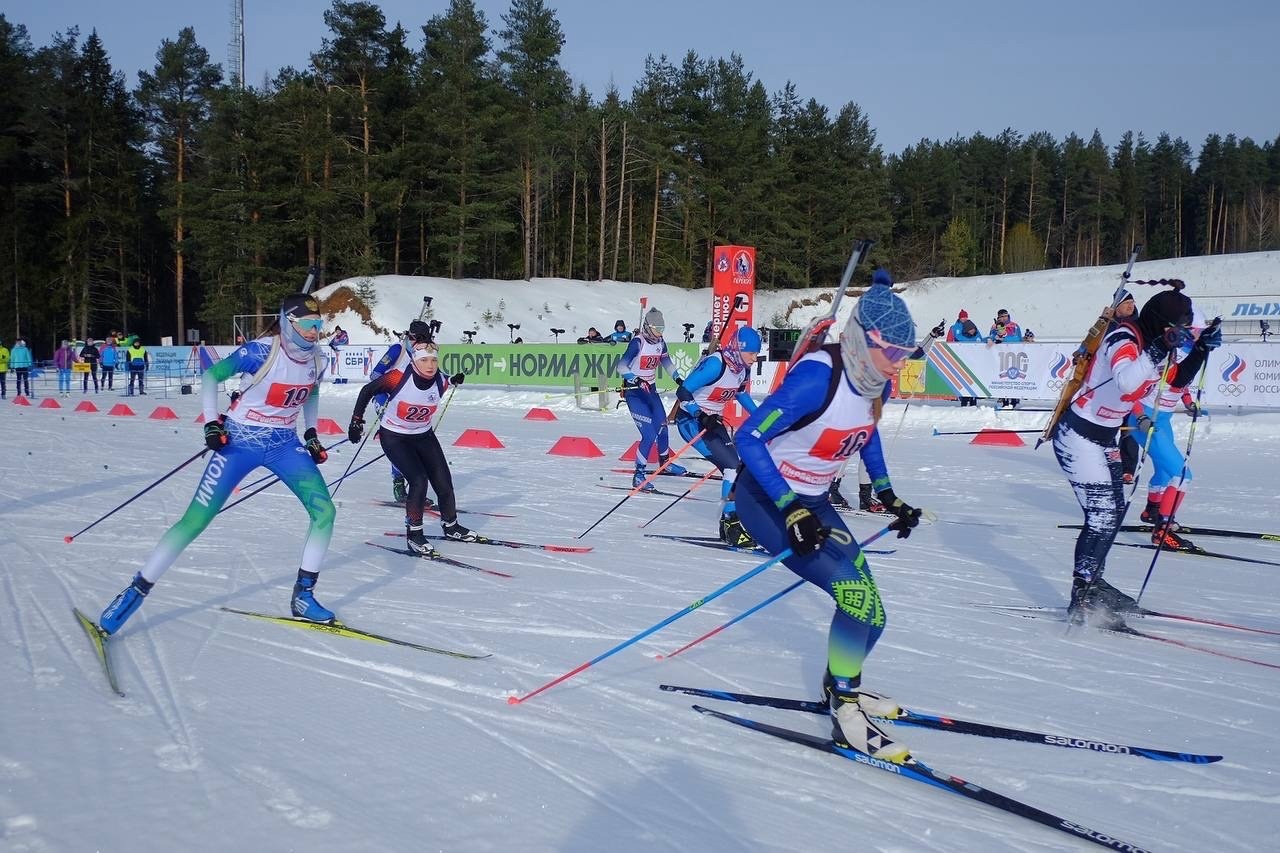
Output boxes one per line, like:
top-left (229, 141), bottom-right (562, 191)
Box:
top-left (379, 429), bottom-right (457, 526)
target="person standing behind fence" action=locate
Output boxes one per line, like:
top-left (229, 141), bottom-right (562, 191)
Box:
top-left (10, 338), bottom-right (32, 397)
top-left (79, 339), bottom-right (101, 393)
top-left (99, 336), bottom-right (118, 390)
top-left (54, 341), bottom-right (75, 397)
top-left (126, 336), bottom-right (149, 395)
top-left (0, 338), bottom-right (9, 399)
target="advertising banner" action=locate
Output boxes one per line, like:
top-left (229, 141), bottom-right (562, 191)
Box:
top-left (710, 245), bottom-right (756, 344)
top-left (323, 343), bottom-right (704, 389)
top-left (925, 342), bottom-right (1280, 408)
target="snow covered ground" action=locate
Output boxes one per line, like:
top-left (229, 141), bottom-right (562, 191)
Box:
top-left (3, 383), bottom-right (1278, 852)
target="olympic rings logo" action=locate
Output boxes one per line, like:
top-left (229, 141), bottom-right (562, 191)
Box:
top-left (1046, 379), bottom-right (1066, 391)
top-left (1218, 383), bottom-right (1245, 396)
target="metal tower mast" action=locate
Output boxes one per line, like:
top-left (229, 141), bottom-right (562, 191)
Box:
top-left (227, 0), bottom-right (245, 88)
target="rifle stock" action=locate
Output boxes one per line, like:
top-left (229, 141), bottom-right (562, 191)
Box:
top-left (1036, 246), bottom-right (1142, 448)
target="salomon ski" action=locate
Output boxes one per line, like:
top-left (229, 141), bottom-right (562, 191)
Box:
top-left (660, 685), bottom-right (1219, 763)
top-left (692, 704), bottom-right (1150, 851)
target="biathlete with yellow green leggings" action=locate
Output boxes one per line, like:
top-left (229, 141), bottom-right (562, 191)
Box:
top-left (96, 293), bottom-right (338, 634)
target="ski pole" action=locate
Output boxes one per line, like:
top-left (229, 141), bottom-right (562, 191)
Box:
top-left (65, 448), bottom-right (209, 542)
top-left (1124, 351), bottom-right (1175, 506)
top-left (638, 466), bottom-right (720, 528)
top-left (1136, 358), bottom-right (1211, 605)
top-left (507, 548), bottom-right (793, 705)
top-left (656, 524), bottom-right (895, 659)
top-left (330, 405), bottom-right (387, 499)
top-left (576, 429), bottom-right (707, 538)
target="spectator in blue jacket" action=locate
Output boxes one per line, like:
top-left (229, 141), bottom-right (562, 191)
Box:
top-left (9, 338), bottom-right (33, 397)
top-left (99, 336), bottom-right (118, 390)
top-left (608, 320), bottom-right (632, 343)
top-left (946, 310), bottom-right (982, 406)
top-left (988, 309), bottom-right (1023, 343)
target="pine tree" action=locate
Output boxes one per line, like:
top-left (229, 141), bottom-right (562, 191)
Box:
top-left (136, 27), bottom-right (221, 342)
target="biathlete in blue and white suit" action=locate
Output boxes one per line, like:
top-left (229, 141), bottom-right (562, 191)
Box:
top-left (734, 280), bottom-right (923, 764)
top-left (618, 307), bottom-right (686, 490)
top-left (96, 293), bottom-right (338, 635)
top-left (674, 326), bottom-right (761, 547)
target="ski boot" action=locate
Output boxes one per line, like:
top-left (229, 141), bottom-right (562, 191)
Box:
top-left (824, 671), bottom-right (909, 763)
top-left (392, 475), bottom-right (408, 504)
top-left (828, 478), bottom-right (851, 509)
top-left (1088, 577), bottom-right (1139, 614)
top-left (1152, 525), bottom-right (1196, 552)
top-left (290, 571), bottom-right (335, 623)
top-left (441, 519), bottom-right (480, 542)
top-left (406, 524), bottom-right (437, 557)
top-left (719, 513), bottom-right (757, 549)
top-left (1067, 576), bottom-right (1128, 630)
top-left (658, 452), bottom-right (687, 476)
top-left (99, 573), bottom-right (154, 635)
top-left (1139, 499), bottom-right (1161, 526)
top-left (633, 464), bottom-right (656, 493)
top-left (859, 483), bottom-right (887, 514)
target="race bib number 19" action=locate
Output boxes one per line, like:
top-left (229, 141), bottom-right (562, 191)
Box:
top-left (265, 383), bottom-right (312, 408)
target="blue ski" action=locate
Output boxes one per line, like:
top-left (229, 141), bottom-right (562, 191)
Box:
top-left (644, 533), bottom-right (895, 556)
top-left (692, 704), bottom-right (1152, 852)
top-left (660, 685), bottom-right (1220, 763)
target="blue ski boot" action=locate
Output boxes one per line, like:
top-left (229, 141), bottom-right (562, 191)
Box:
top-left (100, 573), bottom-right (154, 635)
top-left (658, 452), bottom-right (687, 476)
top-left (291, 571), bottom-right (335, 623)
top-left (633, 464), bottom-right (656, 492)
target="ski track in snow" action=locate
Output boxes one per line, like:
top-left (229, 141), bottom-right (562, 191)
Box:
top-left (3, 385), bottom-right (1280, 851)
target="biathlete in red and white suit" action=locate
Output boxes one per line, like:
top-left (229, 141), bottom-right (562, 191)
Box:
top-left (349, 342), bottom-right (474, 557)
top-left (1052, 289), bottom-right (1210, 625)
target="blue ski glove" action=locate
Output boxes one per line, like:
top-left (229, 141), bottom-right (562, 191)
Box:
top-left (1195, 321), bottom-right (1223, 353)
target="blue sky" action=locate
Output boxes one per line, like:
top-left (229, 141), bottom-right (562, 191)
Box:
top-left (7, 0), bottom-right (1278, 155)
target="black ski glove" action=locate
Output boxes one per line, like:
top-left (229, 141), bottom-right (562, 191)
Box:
top-left (348, 414), bottom-right (365, 444)
top-left (450, 372), bottom-right (465, 386)
top-left (303, 427), bottom-right (328, 464)
top-left (698, 411), bottom-right (722, 431)
top-left (1143, 334), bottom-right (1173, 369)
top-left (1134, 414), bottom-right (1155, 435)
top-left (929, 321), bottom-right (946, 339)
top-left (203, 415), bottom-right (228, 451)
top-left (877, 488), bottom-right (922, 539)
top-left (784, 506), bottom-right (829, 555)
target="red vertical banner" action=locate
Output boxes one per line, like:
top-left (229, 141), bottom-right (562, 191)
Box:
top-left (711, 245), bottom-right (755, 344)
top-left (711, 246), bottom-right (756, 427)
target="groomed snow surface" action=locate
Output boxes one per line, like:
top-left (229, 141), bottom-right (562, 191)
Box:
top-left (2, 388), bottom-right (1278, 852)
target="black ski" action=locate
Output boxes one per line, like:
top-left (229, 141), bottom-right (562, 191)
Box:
top-left (219, 607), bottom-right (489, 659)
top-left (660, 685), bottom-right (1220, 763)
top-left (644, 533), bottom-right (895, 556)
top-left (364, 540), bottom-right (513, 578)
top-left (692, 704), bottom-right (1151, 852)
top-left (986, 605), bottom-right (1280, 670)
top-left (597, 484), bottom-right (716, 502)
top-left (1111, 540), bottom-right (1280, 568)
top-left (373, 500), bottom-right (516, 519)
top-left (381, 531), bottom-right (592, 554)
top-left (73, 607), bottom-right (125, 697)
top-left (973, 602), bottom-right (1280, 637)
top-left (1059, 522), bottom-right (1280, 542)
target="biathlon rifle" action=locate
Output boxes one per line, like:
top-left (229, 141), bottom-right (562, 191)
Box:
top-left (1036, 245), bottom-right (1142, 449)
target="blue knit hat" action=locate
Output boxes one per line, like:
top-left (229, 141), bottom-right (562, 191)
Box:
top-left (871, 268), bottom-right (894, 288)
top-left (854, 281), bottom-right (915, 348)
